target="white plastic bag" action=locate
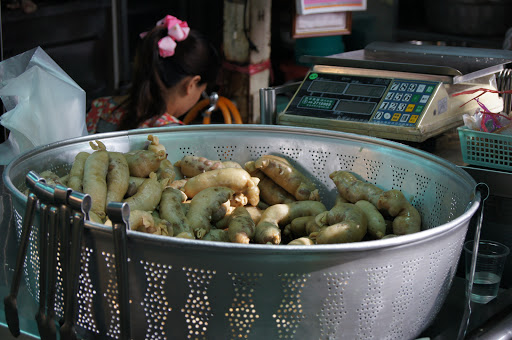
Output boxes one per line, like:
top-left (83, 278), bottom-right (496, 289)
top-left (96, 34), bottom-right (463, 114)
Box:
top-left (0, 47), bottom-right (87, 165)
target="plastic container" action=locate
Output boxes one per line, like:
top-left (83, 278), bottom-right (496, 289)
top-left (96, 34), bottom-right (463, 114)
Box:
top-left (458, 126), bottom-right (512, 171)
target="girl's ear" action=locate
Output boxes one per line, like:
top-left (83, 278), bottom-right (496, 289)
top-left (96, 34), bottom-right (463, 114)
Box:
top-left (185, 75), bottom-right (202, 94)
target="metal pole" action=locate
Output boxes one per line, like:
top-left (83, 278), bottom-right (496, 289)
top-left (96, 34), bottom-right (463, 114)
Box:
top-left (111, 0), bottom-right (120, 91)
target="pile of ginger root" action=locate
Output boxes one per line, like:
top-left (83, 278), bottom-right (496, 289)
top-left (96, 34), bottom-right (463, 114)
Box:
top-left (36, 135), bottom-right (421, 245)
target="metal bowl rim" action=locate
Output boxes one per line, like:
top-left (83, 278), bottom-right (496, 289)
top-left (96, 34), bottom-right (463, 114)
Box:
top-left (3, 124), bottom-right (480, 253)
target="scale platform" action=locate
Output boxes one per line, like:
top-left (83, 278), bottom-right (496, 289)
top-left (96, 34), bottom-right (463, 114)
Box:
top-left (276, 42), bottom-right (512, 142)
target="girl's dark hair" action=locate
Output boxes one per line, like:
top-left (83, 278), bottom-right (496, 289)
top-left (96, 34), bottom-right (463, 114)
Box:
top-left (118, 25), bottom-right (220, 130)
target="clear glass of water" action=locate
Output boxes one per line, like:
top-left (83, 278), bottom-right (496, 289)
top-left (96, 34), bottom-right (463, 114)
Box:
top-left (464, 240), bottom-right (510, 304)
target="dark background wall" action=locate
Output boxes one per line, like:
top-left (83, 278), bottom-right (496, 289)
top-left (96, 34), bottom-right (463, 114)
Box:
top-left (1, 0), bottom-right (224, 107)
top-left (1, 0), bottom-right (510, 111)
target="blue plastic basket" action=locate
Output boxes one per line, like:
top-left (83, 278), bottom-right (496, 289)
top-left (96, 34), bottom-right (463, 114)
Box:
top-left (458, 126), bottom-right (512, 171)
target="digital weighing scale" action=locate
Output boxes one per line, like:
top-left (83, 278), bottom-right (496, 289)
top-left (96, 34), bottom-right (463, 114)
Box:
top-left (263, 42), bottom-right (512, 142)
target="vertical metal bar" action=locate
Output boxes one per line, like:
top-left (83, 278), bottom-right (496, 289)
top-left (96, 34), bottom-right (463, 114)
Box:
top-left (107, 202), bottom-right (131, 340)
top-left (119, 0), bottom-right (129, 85)
top-left (259, 87), bottom-right (276, 125)
top-left (111, 0), bottom-right (120, 91)
top-left (259, 82), bottom-right (301, 125)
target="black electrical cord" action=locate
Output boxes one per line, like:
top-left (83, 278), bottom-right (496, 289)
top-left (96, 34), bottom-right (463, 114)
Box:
top-left (243, 0), bottom-right (259, 53)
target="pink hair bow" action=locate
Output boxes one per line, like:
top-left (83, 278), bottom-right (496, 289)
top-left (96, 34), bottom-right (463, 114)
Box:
top-left (156, 15), bottom-right (190, 58)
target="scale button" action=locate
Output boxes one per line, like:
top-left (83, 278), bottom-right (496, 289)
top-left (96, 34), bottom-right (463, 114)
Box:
top-left (398, 103), bottom-right (407, 111)
top-left (375, 111), bottom-right (384, 119)
top-left (389, 102), bottom-right (397, 110)
top-left (399, 83), bottom-right (408, 91)
top-left (411, 94), bottom-right (421, 102)
top-left (403, 93), bottom-right (412, 101)
top-left (420, 95), bottom-right (430, 104)
top-left (384, 112), bottom-right (392, 119)
top-left (400, 114), bottom-right (410, 122)
top-left (406, 104), bottom-right (415, 112)
top-left (395, 93), bottom-right (403, 101)
top-left (408, 83), bottom-right (417, 91)
top-left (417, 84), bottom-right (426, 92)
top-left (409, 115), bottom-right (419, 123)
top-left (380, 101), bottom-right (389, 109)
top-left (391, 83), bottom-right (400, 90)
top-left (426, 85), bottom-right (435, 93)
top-left (414, 105), bottom-right (424, 113)
top-left (391, 113), bottom-right (401, 121)
top-left (385, 92), bottom-right (395, 100)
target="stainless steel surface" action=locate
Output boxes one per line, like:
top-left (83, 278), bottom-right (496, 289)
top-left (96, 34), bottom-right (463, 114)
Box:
top-left (300, 50), bottom-right (462, 78)
top-left (259, 82), bottom-right (301, 125)
top-left (3, 125), bottom-right (480, 339)
top-left (466, 305), bottom-right (512, 340)
top-left (366, 41), bottom-right (512, 79)
top-left (302, 42), bottom-right (512, 82)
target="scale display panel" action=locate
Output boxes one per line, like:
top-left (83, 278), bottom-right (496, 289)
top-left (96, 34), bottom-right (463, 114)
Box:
top-left (283, 71), bottom-right (439, 127)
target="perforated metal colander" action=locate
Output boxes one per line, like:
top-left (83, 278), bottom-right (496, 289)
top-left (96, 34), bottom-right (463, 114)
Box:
top-left (3, 125), bottom-right (479, 340)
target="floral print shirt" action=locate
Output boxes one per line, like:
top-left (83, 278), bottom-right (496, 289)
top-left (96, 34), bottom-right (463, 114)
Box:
top-left (86, 96), bottom-right (183, 134)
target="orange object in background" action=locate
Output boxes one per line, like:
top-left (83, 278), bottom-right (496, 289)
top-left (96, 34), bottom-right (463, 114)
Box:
top-left (183, 96), bottom-right (242, 125)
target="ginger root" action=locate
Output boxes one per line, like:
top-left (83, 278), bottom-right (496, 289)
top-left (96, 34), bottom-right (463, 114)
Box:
top-left (125, 148), bottom-right (166, 178)
top-left (183, 168), bottom-right (260, 206)
top-left (330, 170), bottom-right (421, 236)
top-left (123, 172), bottom-right (163, 212)
top-left (83, 142), bottom-right (109, 219)
top-left (186, 186), bottom-right (234, 239)
top-left (106, 152), bottom-right (130, 204)
top-left (313, 198), bottom-right (368, 244)
top-left (159, 187), bottom-right (194, 239)
top-left (245, 160), bottom-right (296, 205)
top-left (227, 206), bottom-right (256, 244)
top-left (377, 190), bottom-right (421, 235)
top-left (254, 155), bottom-right (319, 201)
top-left (355, 200), bottom-right (386, 239)
top-left (174, 155), bottom-right (243, 178)
top-left (203, 228), bottom-right (229, 242)
top-left (129, 210), bottom-right (170, 236)
top-left (255, 201), bottom-right (326, 244)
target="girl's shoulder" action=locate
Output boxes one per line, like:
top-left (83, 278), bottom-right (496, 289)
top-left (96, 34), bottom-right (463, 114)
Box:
top-left (90, 95), bottom-right (127, 108)
top-left (87, 95), bottom-right (129, 133)
top-left (139, 113), bottom-right (184, 128)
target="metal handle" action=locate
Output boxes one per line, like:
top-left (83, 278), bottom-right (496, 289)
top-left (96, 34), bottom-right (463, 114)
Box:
top-left (35, 204), bottom-right (50, 336)
top-left (45, 206), bottom-right (59, 339)
top-left (8, 192), bottom-right (38, 298)
top-left (457, 182), bottom-right (490, 340)
top-left (4, 171), bottom-right (48, 337)
top-left (60, 212), bottom-right (85, 340)
top-left (107, 201), bottom-right (131, 340)
top-left (54, 184), bottom-right (72, 327)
